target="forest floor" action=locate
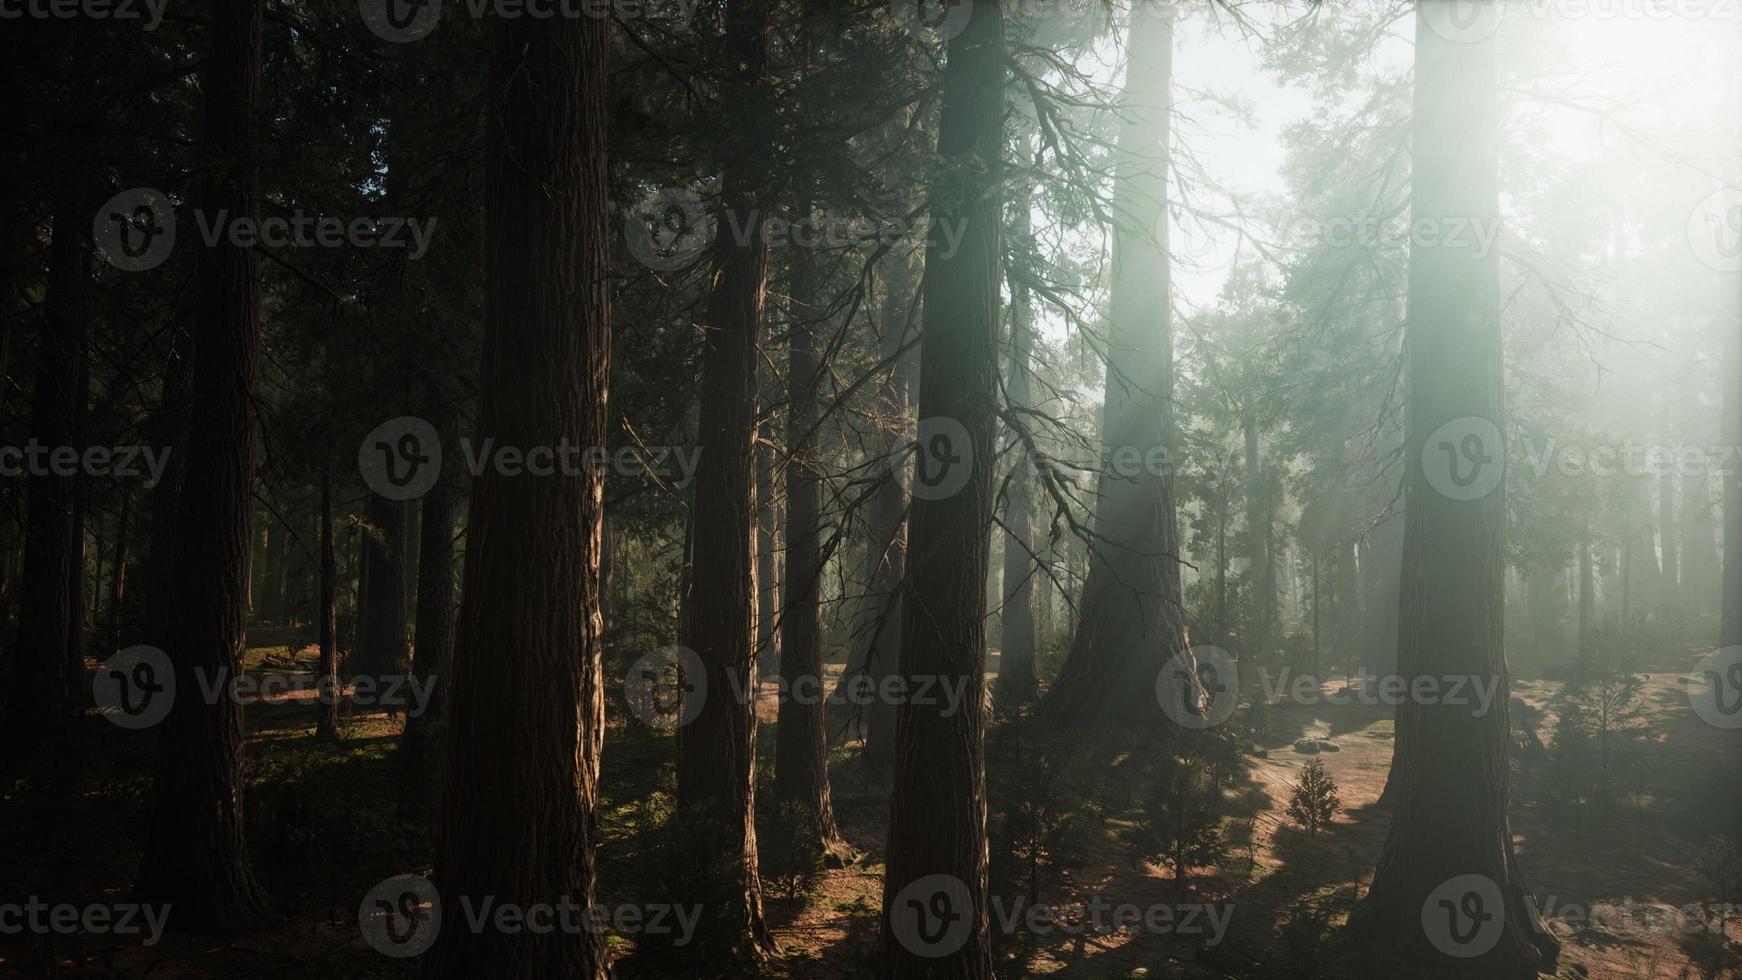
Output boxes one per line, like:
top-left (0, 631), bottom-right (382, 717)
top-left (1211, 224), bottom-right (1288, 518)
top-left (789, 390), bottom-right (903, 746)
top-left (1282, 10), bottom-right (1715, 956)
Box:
top-left (1, 638), bottom-right (1736, 978)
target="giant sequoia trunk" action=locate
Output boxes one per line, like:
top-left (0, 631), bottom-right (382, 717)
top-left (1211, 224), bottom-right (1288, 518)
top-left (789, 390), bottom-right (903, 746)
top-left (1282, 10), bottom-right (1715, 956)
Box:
top-left (133, 0), bottom-right (268, 931)
top-left (673, 0), bottom-right (777, 960)
top-left (8, 201), bottom-right (84, 764)
top-left (423, 9), bottom-right (611, 978)
top-left (1038, 4), bottom-right (1184, 728)
top-left (995, 183), bottom-right (1038, 713)
top-left (878, 2), bottom-right (1003, 975)
top-left (1347, 7), bottom-right (1557, 974)
top-left (774, 196), bottom-right (847, 858)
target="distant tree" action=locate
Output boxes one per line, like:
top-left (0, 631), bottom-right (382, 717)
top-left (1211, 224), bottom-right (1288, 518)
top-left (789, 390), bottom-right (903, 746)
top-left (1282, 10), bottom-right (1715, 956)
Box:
top-left (1286, 759), bottom-right (1341, 837)
top-left (1563, 625), bottom-right (1646, 807)
top-left (1695, 836), bottom-right (1741, 934)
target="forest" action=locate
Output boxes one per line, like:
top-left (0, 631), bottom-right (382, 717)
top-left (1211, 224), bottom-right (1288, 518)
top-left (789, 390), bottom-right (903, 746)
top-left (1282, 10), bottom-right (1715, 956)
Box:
top-left (1, 0), bottom-right (1741, 977)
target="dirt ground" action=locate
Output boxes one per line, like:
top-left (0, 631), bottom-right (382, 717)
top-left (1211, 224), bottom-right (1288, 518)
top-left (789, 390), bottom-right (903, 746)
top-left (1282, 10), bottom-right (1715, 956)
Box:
top-left (2, 641), bottom-right (1736, 978)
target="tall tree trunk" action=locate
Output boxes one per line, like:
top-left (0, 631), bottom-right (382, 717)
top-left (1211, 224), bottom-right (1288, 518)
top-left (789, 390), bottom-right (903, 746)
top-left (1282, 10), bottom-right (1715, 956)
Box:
top-left (423, 8), bottom-right (611, 976)
top-left (996, 180), bottom-right (1038, 712)
top-left (1578, 519), bottom-right (1594, 651)
top-left (134, 0), bottom-right (268, 931)
top-left (7, 202), bottom-right (83, 765)
top-left (757, 438), bottom-right (781, 668)
top-left (1723, 315), bottom-right (1742, 647)
top-left (1347, 7), bottom-right (1557, 974)
top-left (1243, 405), bottom-right (1274, 662)
top-left (316, 466), bottom-right (339, 741)
top-left (878, 2), bottom-right (1003, 975)
top-left (356, 490), bottom-right (409, 693)
top-left (774, 192), bottom-right (846, 858)
top-left (66, 350), bottom-right (89, 692)
top-left (1038, 4), bottom-right (1183, 728)
top-left (834, 245), bottom-right (917, 775)
top-left (405, 475), bottom-right (454, 754)
top-left (108, 489), bottom-right (131, 655)
top-left (673, 0), bottom-right (777, 960)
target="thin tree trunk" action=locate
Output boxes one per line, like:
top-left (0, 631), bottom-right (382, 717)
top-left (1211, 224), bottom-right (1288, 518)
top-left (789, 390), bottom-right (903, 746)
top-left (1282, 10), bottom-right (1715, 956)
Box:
top-left (673, 0), bottom-right (778, 960)
top-left (423, 8), bottom-right (611, 976)
top-left (316, 466), bottom-right (339, 741)
top-left (134, 0), bottom-right (269, 931)
top-left (406, 475), bottom-right (454, 754)
top-left (7, 202), bottom-right (83, 764)
top-left (879, 2), bottom-right (1004, 975)
top-left (774, 190), bottom-right (846, 858)
top-left (996, 179), bottom-right (1038, 712)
